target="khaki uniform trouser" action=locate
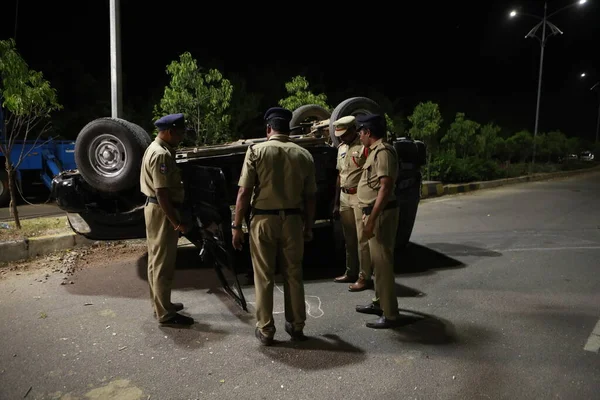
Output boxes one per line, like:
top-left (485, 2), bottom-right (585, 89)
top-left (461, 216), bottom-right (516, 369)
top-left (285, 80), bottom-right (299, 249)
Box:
top-left (250, 213), bottom-right (306, 338)
top-left (144, 203), bottom-right (180, 322)
top-left (340, 192), bottom-right (372, 279)
top-left (362, 207), bottom-right (399, 319)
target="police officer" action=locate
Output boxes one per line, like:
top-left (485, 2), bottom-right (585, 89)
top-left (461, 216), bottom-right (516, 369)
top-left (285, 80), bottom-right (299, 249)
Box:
top-left (354, 114), bottom-right (402, 329)
top-left (140, 113), bottom-right (193, 327)
top-left (332, 116), bottom-right (373, 292)
top-left (232, 107), bottom-right (317, 346)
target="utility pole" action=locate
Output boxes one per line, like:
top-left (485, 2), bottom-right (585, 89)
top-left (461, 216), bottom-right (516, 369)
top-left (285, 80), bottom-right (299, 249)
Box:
top-left (109, 0), bottom-right (123, 119)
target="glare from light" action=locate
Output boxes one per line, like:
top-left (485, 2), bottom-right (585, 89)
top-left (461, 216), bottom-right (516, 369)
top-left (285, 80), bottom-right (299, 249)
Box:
top-left (579, 0), bottom-right (587, 5)
top-left (509, 10), bottom-right (517, 17)
top-left (581, 73), bottom-right (587, 78)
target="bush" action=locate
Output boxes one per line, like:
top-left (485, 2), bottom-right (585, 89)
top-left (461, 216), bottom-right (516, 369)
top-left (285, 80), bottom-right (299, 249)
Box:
top-left (428, 151), bottom-right (502, 183)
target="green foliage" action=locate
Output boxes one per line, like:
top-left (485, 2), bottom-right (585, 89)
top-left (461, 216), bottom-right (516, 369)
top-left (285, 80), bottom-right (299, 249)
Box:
top-left (0, 39), bottom-right (62, 139)
top-left (278, 76), bottom-right (330, 111)
top-left (506, 130), bottom-right (533, 162)
top-left (407, 101), bottom-right (443, 143)
top-left (441, 112), bottom-right (481, 158)
top-left (153, 52), bottom-right (233, 146)
top-left (477, 123), bottom-right (501, 159)
top-left (0, 39), bottom-right (62, 158)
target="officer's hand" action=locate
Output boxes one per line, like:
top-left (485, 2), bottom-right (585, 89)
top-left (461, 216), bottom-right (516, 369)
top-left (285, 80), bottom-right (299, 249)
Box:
top-left (175, 222), bottom-right (190, 234)
top-left (362, 219), bottom-right (375, 242)
top-left (332, 205), bottom-right (340, 220)
top-left (304, 228), bottom-right (314, 242)
top-left (232, 229), bottom-right (245, 251)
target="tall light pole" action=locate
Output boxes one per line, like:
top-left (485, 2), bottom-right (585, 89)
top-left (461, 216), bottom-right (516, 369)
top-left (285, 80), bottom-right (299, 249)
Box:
top-left (109, 0), bottom-right (123, 119)
top-left (509, 0), bottom-right (588, 171)
top-left (579, 72), bottom-right (599, 143)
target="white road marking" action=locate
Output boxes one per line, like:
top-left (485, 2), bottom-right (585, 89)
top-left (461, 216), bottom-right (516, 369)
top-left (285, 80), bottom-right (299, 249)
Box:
top-left (584, 319), bottom-right (600, 353)
top-left (246, 284), bottom-right (325, 319)
top-left (499, 246), bottom-right (600, 252)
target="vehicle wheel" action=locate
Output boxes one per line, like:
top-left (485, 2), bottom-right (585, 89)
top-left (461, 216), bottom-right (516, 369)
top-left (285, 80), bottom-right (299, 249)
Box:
top-left (0, 170), bottom-right (10, 207)
top-left (75, 118), bottom-right (152, 192)
top-left (290, 104), bottom-right (331, 132)
top-left (329, 97), bottom-right (382, 147)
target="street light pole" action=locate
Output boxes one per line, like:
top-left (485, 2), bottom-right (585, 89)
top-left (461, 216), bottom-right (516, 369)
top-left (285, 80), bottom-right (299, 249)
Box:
top-left (531, 2), bottom-right (548, 171)
top-left (593, 82), bottom-right (600, 144)
top-left (109, 0), bottom-right (123, 119)
top-left (509, 0), bottom-right (587, 171)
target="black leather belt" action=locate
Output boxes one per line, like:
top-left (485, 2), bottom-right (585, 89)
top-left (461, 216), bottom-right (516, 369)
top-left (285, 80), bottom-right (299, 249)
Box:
top-left (252, 208), bottom-right (302, 215)
top-left (341, 187), bottom-right (357, 194)
top-left (362, 200), bottom-right (397, 216)
top-left (145, 196), bottom-right (182, 208)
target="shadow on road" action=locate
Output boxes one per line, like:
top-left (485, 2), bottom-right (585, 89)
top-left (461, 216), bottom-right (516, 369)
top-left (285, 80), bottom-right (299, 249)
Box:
top-left (258, 333), bottom-right (367, 370)
top-left (389, 308), bottom-right (458, 345)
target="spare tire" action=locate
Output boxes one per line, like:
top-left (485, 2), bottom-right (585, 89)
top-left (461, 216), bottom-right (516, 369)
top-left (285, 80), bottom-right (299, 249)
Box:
top-left (75, 118), bottom-right (152, 192)
top-left (329, 97), bottom-right (382, 147)
top-left (291, 104), bottom-right (331, 131)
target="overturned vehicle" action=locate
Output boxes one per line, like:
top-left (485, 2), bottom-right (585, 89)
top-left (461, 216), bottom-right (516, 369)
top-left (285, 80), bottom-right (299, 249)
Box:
top-left (51, 97), bottom-right (426, 310)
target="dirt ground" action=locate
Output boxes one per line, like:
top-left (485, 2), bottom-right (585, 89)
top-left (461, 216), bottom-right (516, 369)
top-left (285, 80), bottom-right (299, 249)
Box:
top-left (0, 240), bottom-right (148, 282)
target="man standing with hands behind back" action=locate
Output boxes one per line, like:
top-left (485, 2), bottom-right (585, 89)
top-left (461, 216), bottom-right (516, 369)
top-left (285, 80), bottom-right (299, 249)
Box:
top-left (140, 113), bottom-right (193, 328)
top-left (232, 107), bottom-right (317, 346)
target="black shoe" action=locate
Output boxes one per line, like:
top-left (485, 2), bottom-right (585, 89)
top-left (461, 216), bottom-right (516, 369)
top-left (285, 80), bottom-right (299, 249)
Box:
top-left (255, 328), bottom-right (274, 346)
top-left (159, 313), bottom-right (194, 327)
top-left (285, 322), bottom-right (308, 341)
top-left (365, 316), bottom-right (402, 329)
top-left (153, 303), bottom-right (184, 319)
top-left (355, 303), bottom-right (383, 316)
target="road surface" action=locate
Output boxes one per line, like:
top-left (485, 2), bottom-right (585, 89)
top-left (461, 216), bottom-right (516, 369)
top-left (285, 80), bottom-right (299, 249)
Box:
top-left (0, 172), bottom-right (599, 399)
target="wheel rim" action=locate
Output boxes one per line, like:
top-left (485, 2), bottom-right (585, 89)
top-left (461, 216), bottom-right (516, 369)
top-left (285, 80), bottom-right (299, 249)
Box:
top-left (88, 134), bottom-right (128, 178)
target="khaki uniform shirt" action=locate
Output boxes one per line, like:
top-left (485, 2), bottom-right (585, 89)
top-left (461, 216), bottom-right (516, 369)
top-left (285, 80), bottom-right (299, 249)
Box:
top-left (140, 137), bottom-right (185, 203)
top-left (336, 136), bottom-right (367, 189)
top-left (238, 134), bottom-right (317, 209)
top-left (357, 139), bottom-right (399, 208)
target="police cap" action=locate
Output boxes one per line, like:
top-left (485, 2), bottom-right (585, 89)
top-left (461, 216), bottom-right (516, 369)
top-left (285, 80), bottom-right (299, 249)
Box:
top-left (154, 113), bottom-right (186, 131)
top-left (264, 107), bottom-right (293, 122)
top-left (333, 115), bottom-right (356, 137)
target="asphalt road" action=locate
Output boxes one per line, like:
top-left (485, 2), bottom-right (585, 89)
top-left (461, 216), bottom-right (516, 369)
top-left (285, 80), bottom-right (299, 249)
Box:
top-left (1, 172), bottom-right (599, 400)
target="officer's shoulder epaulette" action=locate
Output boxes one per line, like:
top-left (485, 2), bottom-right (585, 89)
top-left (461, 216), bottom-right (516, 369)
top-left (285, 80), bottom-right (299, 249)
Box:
top-left (373, 142), bottom-right (397, 161)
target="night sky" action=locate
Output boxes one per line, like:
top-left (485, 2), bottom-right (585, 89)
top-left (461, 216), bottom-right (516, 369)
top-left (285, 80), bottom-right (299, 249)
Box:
top-left (2, 0), bottom-right (600, 141)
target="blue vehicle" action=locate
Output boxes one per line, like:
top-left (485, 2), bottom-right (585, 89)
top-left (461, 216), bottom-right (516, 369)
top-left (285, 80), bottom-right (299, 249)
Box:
top-left (0, 105), bottom-right (76, 207)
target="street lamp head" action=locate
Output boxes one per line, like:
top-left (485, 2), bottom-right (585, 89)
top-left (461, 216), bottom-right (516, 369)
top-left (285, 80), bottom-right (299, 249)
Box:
top-left (509, 10), bottom-right (517, 17)
top-left (581, 73), bottom-right (587, 78)
top-left (579, 0), bottom-right (587, 5)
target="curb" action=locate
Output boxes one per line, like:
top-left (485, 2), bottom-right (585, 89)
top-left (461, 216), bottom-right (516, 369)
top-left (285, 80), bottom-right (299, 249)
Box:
top-left (0, 232), bottom-right (95, 264)
top-left (421, 164), bottom-right (600, 199)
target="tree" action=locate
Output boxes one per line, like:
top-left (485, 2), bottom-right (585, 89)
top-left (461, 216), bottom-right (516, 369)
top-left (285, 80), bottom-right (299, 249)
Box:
top-left (407, 101), bottom-right (443, 180)
top-left (0, 39), bottom-right (62, 229)
top-left (153, 52), bottom-right (233, 146)
top-left (278, 76), bottom-right (330, 111)
top-left (441, 112), bottom-right (480, 159)
top-left (544, 130), bottom-right (567, 162)
top-left (506, 130), bottom-right (533, 163)
top-left (477, 123), bottom-right (501, 160)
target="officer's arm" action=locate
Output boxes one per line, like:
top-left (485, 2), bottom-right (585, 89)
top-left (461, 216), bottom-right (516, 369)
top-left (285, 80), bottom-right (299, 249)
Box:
top-left (368, 176), bottom-right (393, 223)
top-left (334, 175), bottom-right (341, 209)
top-left (233, 187), bottom-right (252, 227)
top-left (156, 188), bottom-right (180, 229)
top-left (234, 146), bottom-right (256, 227)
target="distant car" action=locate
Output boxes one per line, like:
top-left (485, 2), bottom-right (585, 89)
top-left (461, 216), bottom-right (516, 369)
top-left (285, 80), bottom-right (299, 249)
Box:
top-left (580, 151), bottom-right (594, 161)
